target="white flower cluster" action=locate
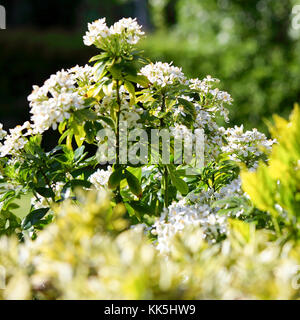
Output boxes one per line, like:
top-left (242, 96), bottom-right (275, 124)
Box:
top-left (112, 17), bottom-right (145, 45)
top-left (152, 200), bottom-right (227, 254)
top-left (83, 18), bottom-right (110, 46)
top-left (195, 108), bottom-right (219, 131)
top-left (170, 121), bottom-right (223, 165)
top-left (152, 178), bottom-right (246, 254)
top-left (171, 77), bottom-right (232, 161)
top-left (96, 85), bottom-right (143, 129)
top-left (189, 76), bottom-right (232, 122)
top-left (218, 178), bottom-right (243, 198)
top-left (69, 64), bottom-right (94, 84)
top-left (193, 107), bottom-right (224, 160)
top-left (140, 62), bottom-right (186, 88)
top-left (28, 67), bottom-right (90, 134)
top-left (0, 122), bottom-right (32, 157)
top-left (189, 75), bottom-right (220, 93)
top-left (210, 88), bottom-right (233, 105)
top-left (172, 101), bottom-right (229, 162)
top-left (83, 17), bottom-right (144, 48)
top-left (88, 166), bottom-right (112, 190)
top-left (220, 125), bottom-right (276, 168)
top-left (188, 178), bottom-right (243, 204)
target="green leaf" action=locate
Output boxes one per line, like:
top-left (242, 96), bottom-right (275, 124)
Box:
top-left (84, 121), bottom-right (100, 144)
top-left (89, 53), bottom-right (108, 63)
top-left (74, 146), bottom-right (86, 162)
top-left (0, 211), bottom-right (21, 236)
top-left (109, 65), bottom-right (123, 79)
top-left (125, 169), bottom-right (143, 198)
top-left (58, 129), bottom-right (71, 145)
top-left (58, 121), bottom-right (67, 134)
top-left (70, 179), bottom-right (92, 189)
top-left (98, 116), bottom-right (115, 129)
top-left (128, 201), bottom-right (152, 215)
top-left (47, 146), bottom-right (63, 156)
top-left (0, 190), bottom-right (15, 202)
top-left (74, 109), bottom-right (98, 121)
top-left (124, 202), bottom-right (137, 219)
top-left (84, 121), bottom-right (95, 143)
top-left (108, 168), bottom-right (124, 189)
top-left (125, 74), bottom-right (149, 87)
top-left (178, 97), bottom-right (197, 120)
top-left (124, 81), bottom-right (136, 105)
top-left (126, 167), bottom-right (142, 182)
top-left (73, 125), bottom-right (86, 147)
top-left (66, 132), bottom-right (74, 150)
top-left (94, 61), bottom-right (107, 80)
top-left (10, 193), bottom-right (33, 220)
top-left (22, 208), bottom-right (50, 230)
top-left (36, 187), bottom-right (55, 199)
top-left (71, 166), bottom-right (94, 179)
top-left (168, 166), bottom-right (189, 195)
top-left (60, 180), bottom-right (92, 199)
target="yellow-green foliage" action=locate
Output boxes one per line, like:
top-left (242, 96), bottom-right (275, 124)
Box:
top-left (0, 191), bottom-right (299, 300)
top-left (242, 104), bottom-right (300, 232)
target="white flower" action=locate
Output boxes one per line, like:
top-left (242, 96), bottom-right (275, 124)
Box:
top-left (140, 62), bottom-right (186, 88)
top-left (189, 76), bottom-right (220, 93)
top-left (0, 122), bottom-right (32, 157)
top-left (83, 17), bottom-right (144, 48)
top-left (69, 64), bottom-right (95, 83)
top-left (188, 178), bottom-right (243, 207)
top-left (96, 85), bottom-right (142, 129)
top-left (221, 125), bottom-right (276, 167)
top-left (89, 166), bottom-right (112, 190)
top-left (110, 18), bottom-right (144, 44)
top-left (189, 77), bottom-right (231, 123)
top-left (152, 177), bottom-right (247, 253)
top-left (28, 68), bottom-right (87, 134)
top-left (83, 18), bottom-right (111, 46)
top-left (152, 199), bottom-right (228, 254)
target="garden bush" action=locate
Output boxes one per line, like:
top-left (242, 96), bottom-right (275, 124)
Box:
top-left (0, 17), bottom-right (299, 300)
top-left (1, 191), bottom-right (300, 300)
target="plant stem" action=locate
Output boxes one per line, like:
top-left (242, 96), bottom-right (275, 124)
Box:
top-left (160, 93), bottom-right (169, 209)
top-left (164, 166), bottom-right (169, 209)
top-left (115, 80), bottom-right (122, 203)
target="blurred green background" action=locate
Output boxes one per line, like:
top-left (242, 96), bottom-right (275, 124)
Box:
top-left (1, 0), bottom-right (300, 134)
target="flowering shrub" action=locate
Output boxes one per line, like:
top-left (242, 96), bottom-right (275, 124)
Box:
top-left (0, 191), bottom-right (299, 300)
top-left (0, 17), bottom-right (296, 300)
top-left (0, 17), bottom-right (275, 239)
